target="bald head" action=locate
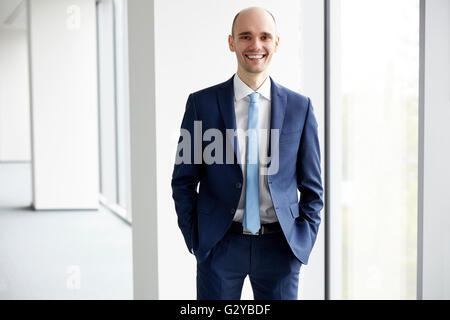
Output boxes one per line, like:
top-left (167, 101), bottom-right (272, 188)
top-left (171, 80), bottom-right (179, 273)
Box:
top-left (231, 7), bottom-right (277, 36)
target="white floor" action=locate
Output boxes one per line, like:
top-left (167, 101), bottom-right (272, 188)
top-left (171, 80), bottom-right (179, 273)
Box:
top-left (0, 162), bottom-right (133, 299)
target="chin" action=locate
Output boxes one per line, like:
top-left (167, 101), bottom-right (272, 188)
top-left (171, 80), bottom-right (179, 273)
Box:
top-left (246, 67), bottom-right (267, 74)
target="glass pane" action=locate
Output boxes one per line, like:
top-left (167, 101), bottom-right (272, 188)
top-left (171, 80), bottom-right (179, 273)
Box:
top-left (97, 0), bottom-right (118, 204)
top-left (338, 0), bottom-right (419, 299)
top-left (113, 0), bottom-right (132, 221)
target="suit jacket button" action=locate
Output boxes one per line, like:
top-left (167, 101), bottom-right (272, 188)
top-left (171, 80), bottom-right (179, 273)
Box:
top-left (235, 182), bottom-right (242, 189)
top-left (230, 208), bottom-right (236, 214)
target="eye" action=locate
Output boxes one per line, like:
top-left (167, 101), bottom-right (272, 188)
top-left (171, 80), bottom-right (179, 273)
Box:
top-left (240, 36), bottom-right (250, 40)
top-left (261, 35), bottom-right (267, 40)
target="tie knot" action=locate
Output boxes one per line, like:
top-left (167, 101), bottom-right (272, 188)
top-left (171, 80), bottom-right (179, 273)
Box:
top-left (248, 92), bottom-right (260, 103)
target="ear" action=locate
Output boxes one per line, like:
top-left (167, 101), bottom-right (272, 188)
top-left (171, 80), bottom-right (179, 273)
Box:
top-left (274, 36), bottom-right (280, 53)
top-left (228, 35), bottom-right (235, 52)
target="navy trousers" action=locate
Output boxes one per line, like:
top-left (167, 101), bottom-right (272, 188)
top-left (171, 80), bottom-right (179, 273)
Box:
top-left (196, 230), bottom-right (302, 300)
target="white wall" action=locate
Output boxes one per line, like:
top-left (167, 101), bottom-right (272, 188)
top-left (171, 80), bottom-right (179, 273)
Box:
top-left (28, 0), bottom-right (99, 209)
top-left (154, 0), bottom-right (325, 299)
top-left (0, 29), bottom-right (31, 161)
top-left (418, 0), bottom-right (450, 300)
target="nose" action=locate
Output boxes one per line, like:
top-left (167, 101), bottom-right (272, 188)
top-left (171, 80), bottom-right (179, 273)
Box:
top-left (248, 37), bottom-right (263, 51)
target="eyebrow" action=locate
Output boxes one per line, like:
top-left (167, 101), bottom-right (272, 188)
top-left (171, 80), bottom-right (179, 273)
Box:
top-left (237, 31), bottom-right (273, 37)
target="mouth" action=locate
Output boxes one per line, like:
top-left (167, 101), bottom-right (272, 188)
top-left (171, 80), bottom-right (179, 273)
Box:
top-left (244, 53), bottom-right (267, 61)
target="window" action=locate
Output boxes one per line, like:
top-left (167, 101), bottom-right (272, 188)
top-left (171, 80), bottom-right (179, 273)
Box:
top-left (96, 0), bottom-right (131, 222)
top-left (329, 0), bottom-right (419, 299)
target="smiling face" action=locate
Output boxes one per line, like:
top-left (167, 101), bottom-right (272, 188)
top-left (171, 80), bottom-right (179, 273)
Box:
top-left (228, 8), bottom-right (280, 76)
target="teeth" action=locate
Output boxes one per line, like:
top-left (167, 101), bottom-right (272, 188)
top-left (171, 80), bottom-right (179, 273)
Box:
top-left (247, 55), bottom-right (264, 59)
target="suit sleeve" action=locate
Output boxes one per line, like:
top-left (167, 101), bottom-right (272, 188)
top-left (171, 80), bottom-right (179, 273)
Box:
top-left (171, 94), bottom-right (202, 254)
top-left (296, 97), bottom-right (324, 239)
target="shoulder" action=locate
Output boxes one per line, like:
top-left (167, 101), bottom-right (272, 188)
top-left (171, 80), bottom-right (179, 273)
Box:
top-left (193, 81), bottom-right (226, 95)
top-left (189, 77), bottom-right (233, 101)
top-left (185, 77), bottom-right (233, 117)
top-left (273, 80), bottom-right (310, 107)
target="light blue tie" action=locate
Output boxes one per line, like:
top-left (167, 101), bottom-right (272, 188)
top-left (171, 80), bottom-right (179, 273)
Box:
top-left (243, 92), bottom-right (261, 234)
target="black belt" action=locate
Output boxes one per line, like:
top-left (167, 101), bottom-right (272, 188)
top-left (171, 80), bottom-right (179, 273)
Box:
top-left (229, 221), bottom-right (282, 235)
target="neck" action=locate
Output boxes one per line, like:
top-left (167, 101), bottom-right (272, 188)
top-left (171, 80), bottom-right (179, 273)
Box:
top-left (236, 68), bottom-right (268, 91)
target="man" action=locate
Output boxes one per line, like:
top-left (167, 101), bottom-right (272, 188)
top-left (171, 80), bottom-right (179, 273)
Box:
top-left (171, 7), bottom-right (323, 300)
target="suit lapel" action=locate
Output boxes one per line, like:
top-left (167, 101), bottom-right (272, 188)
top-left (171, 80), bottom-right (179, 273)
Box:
top-left (217, 75), bottom-right (241, 166)
top-left (268, 77), bottom-right (287, 158)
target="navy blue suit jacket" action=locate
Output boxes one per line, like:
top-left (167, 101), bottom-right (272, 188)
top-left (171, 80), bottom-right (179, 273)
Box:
top-left (171, 75), bottom-right (323, 265)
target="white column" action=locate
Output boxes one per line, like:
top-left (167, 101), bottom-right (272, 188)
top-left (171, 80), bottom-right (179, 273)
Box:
top-left (27, 0), bottom-right (99, 209)
top-left (127, 0), bottom-right (159, 299)
top-left (418, 0), bottom-right (450, 300)
top-left (298, 0), bottom-right (326, 300)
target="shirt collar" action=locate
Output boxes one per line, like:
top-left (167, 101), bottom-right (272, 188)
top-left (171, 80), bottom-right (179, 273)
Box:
top-left (233, 73), bottom-right (271, 102)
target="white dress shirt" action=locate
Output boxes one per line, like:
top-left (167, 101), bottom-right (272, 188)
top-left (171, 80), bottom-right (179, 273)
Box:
top-left (232, 74), bottom-right (278, 224)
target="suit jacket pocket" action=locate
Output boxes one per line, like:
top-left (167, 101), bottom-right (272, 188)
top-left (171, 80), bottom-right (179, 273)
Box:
top-left (290, 202), bottom-right (300, 219)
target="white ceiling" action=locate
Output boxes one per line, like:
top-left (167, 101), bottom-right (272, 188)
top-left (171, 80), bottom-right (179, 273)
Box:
top-left (0, 0), bottom-right (26, 30)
